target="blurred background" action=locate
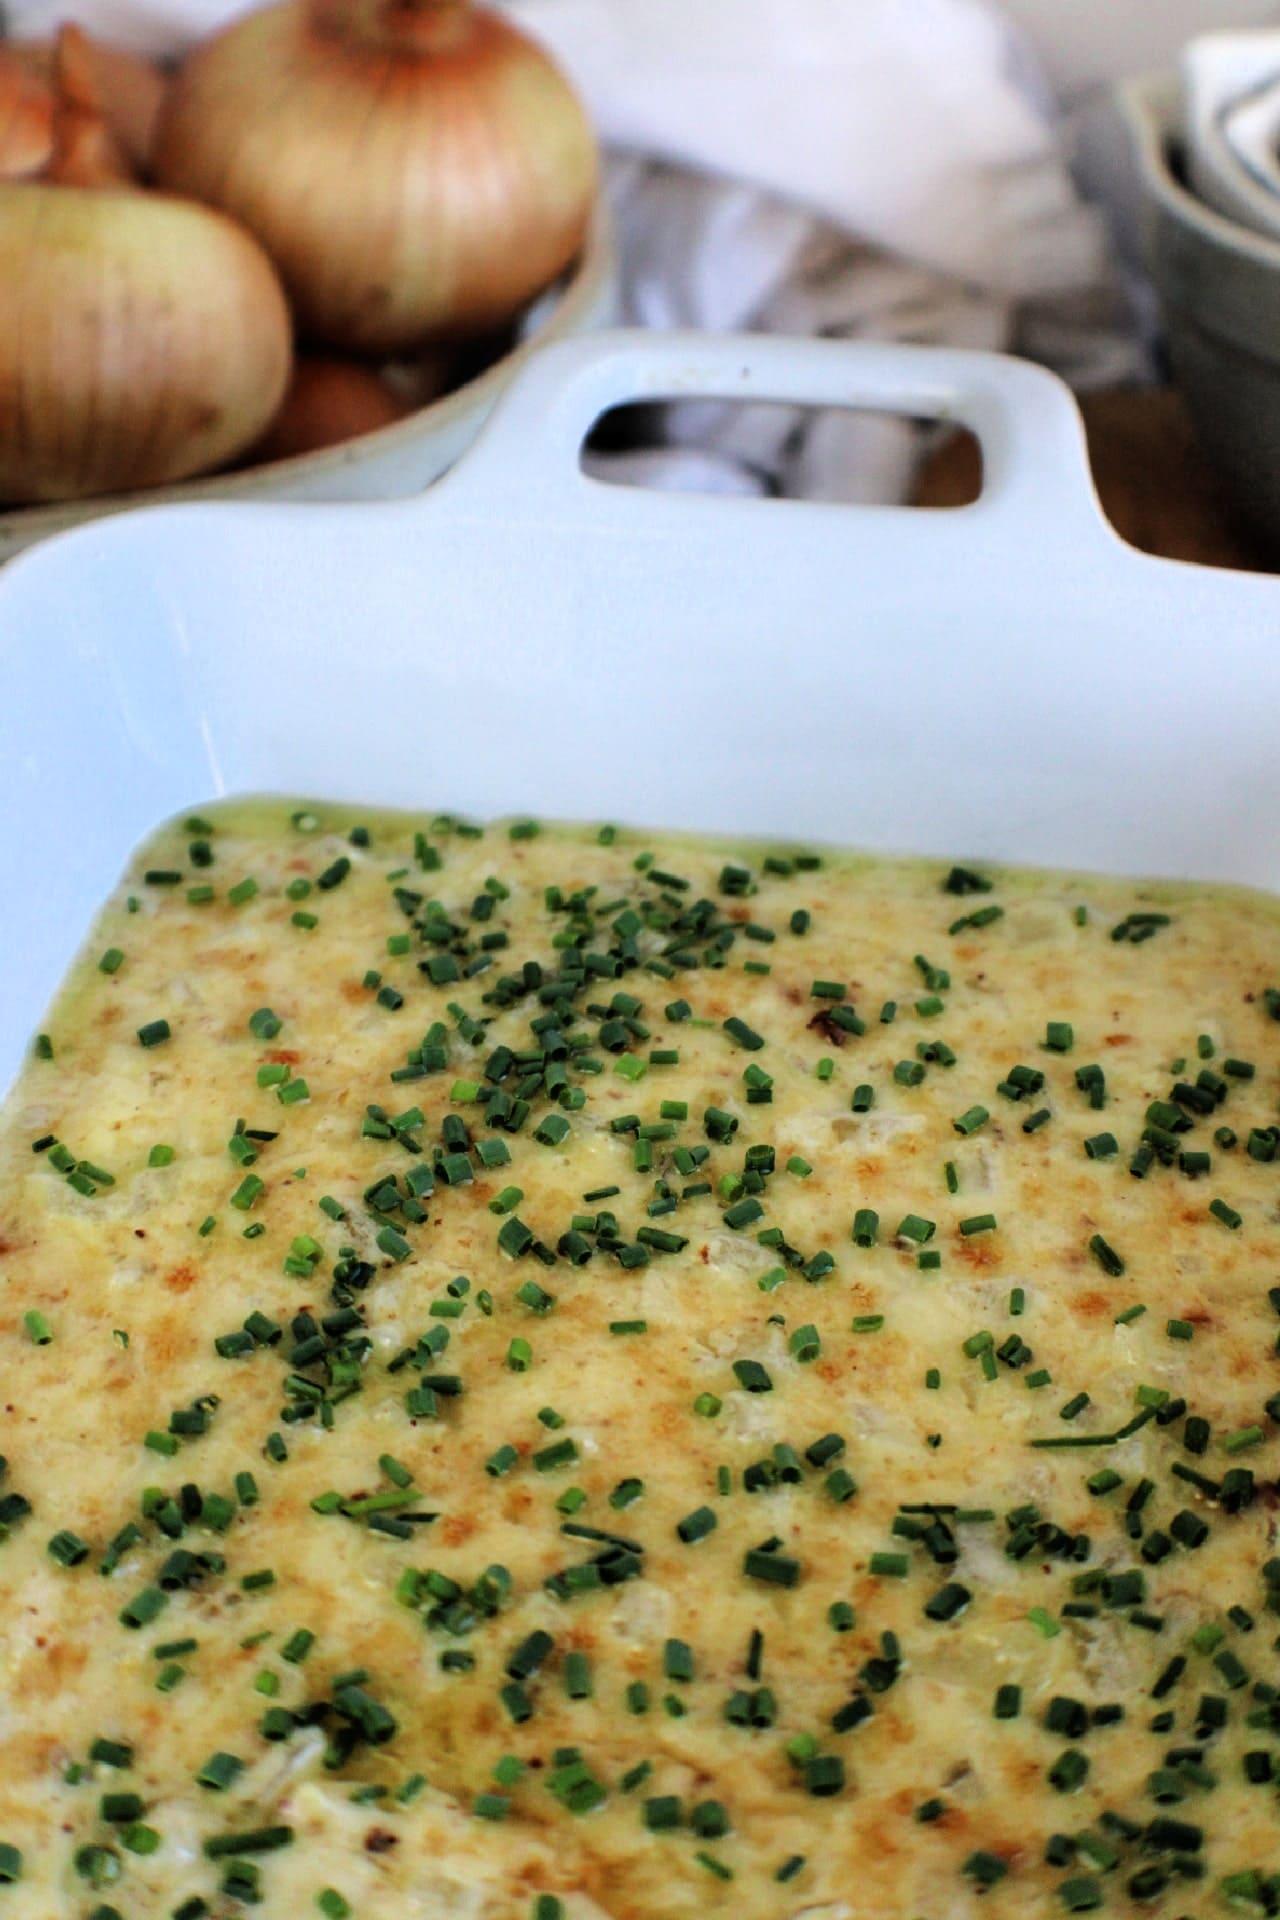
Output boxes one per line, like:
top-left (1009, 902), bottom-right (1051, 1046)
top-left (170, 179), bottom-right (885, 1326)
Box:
top-left (5, 0), bottom-right (1280, 566)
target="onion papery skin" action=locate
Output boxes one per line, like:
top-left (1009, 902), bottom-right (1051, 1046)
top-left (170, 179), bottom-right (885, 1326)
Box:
top-left (152, 0), bottom-right (598, 353)
top-left (5, 34), bottom-right (167, 176)
top-left (44, 26), bottom-right (137, 189)
top-left (0, 185), bottom-right (292, 503)
top-left (0, 48), bottom-right (54, 180)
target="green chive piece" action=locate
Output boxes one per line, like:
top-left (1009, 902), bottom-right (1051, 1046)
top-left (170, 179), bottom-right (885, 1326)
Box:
top-left (788, 1323), bottom-right (821, 1363)
top-left (47, 1529), bottom-right (89, 1566)
top-left (923, 1582), bottom-right (972, 1622)
top-left (743, 1548), bottom-right (800, 1587)
top-left (733, 1360), bottom-right (772, 1393)
top-left (676, 1506), bottom-right (717, 1545)
top-left (202, 1826), bottom-right (294, 1858)
top-left (196, 1752), bottom-right (245, 1792)
top-left (230, 1174), bottom-right (264, 1212)
top-left (852, 1208), bottom-right (879, 1247)
top-left (1088, 1233), bottom-right (1124, 1277)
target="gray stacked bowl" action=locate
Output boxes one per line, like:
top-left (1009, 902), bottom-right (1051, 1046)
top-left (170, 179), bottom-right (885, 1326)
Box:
top-left (1124, 72), bottom-right (1280, 549)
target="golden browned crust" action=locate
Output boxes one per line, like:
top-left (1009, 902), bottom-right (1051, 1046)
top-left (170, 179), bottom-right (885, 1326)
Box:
top-left (0, 802), bottom-right (1277, 1917)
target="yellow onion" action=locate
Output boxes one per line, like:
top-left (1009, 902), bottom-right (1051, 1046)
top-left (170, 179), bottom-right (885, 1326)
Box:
top-left (3, 29), bottom-right (167, 179)
top-left (250, 355), bottom-right (411, 461)
top-left (0, 46), bottom-right (54, 180)
top-left (152, 0), bottom-right (598, 352)
top-left (43, 25), bottom-right (136, 188)
top-left (49, 28), bottom-right (168, 174)
top-left (0, 185), bottom-right (292, 503)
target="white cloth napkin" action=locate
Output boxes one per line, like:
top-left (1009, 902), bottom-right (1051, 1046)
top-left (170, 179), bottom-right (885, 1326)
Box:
top-left (1182, 30), bottom-right (1280, 241)
top-left (506, 0), bottom-right (1102, 298)
top-left (4, 0), bottom-right (1140, 499)
top-left (509, 0), bottom-right (1134, 498)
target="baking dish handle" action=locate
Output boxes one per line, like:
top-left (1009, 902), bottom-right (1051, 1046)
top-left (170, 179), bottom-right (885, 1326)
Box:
top-left (438, 328), bottom-right (1109, 542)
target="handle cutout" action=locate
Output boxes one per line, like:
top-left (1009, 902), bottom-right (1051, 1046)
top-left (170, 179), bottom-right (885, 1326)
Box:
top-left (584, 399), bottom-right (982, 506)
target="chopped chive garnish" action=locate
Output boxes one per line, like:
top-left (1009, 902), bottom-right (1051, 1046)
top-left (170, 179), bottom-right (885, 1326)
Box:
top-left (789, 1323), bottom-right (821, 1363)
top-left (1088, 1233), bottom-right (1124, 1277)
top-left (852, 1208), bottom-right (879, 1247)
top-left (48, 1529), bottom-right (89, 1566)
top-left (743, 1547), bottom-right (800, 1587)
top-left (676, 1507), bottom-right (717, 1545)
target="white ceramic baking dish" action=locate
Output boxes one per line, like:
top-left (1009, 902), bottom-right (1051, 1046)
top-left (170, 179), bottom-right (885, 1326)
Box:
top-left (2, 329), bottom-right (1278, 1095)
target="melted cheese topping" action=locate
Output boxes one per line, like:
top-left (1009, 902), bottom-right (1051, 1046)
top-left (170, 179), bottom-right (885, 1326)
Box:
top-left (0, 803), bottom-right (1278, 1920)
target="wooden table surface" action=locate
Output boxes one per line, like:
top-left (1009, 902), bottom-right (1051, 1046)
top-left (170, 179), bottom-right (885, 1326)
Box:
top-left (915, 386), bottom-right (1276, 574)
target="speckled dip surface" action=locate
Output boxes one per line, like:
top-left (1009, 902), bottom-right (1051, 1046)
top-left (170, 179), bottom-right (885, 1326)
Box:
top-left (0, 801), bottom-right (1277, 1919)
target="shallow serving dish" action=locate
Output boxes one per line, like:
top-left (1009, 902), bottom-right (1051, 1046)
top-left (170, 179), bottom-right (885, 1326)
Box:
top-left (0, 204), bottom-right (615, 567)
top-left (2, 333), bottom-right (1280, 1917)
top-left (2, 327), bottom-right (1280, 1091)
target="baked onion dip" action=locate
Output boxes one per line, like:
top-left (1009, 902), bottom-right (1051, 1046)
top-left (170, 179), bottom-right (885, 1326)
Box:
top-left (1, 802), bottom-right (1277, 1917)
